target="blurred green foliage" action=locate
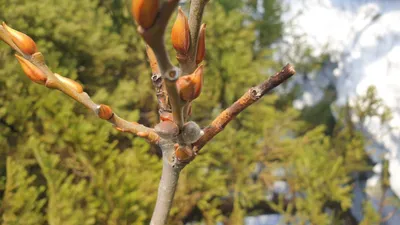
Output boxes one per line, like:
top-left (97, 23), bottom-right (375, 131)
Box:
top-left (0, 0), bottom-right (388, 224)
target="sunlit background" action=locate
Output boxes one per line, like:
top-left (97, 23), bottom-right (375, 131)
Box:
top-left (0, 0), bottom-right (399, 224)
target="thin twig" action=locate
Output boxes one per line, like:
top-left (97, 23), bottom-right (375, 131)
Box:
top-left (137, 0), bottom-right (185, 128)
top-left (138, 0), bottom-right (179, 74)
top-left (146, 45), bottom-right (171, 115)
top-left (181, 0), bottom-right (209, 74)
top-left (193, 64), bottom-right (296, 152)
top-left (0, 28), bottom-right (159, 144)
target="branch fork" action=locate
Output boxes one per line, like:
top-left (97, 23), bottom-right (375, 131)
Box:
top-left (1, 0), bottom-right (296, 224)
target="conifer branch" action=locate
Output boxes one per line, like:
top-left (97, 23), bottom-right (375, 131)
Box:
top-left (180, 0), bottom-right (209, 74)
top-left (0, 24), bottom-right (159, 144)
top-left (193, 64), bottom-right (296, 152)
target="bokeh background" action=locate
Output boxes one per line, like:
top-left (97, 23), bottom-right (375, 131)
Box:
top-left (0, 0), bottom-right (399, 224)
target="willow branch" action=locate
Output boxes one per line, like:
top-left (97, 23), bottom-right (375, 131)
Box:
top-left (49, 67), bottom-right (159, 144)
top-left (138, 0), bottom-right (178, 74)
top-left (137, 0), bottom-right (185, 128)
top-left (181, 0), bottom-right (209, 74)
top-left (150, 140), bottom-right (184, 225)
top-left (146, 45), bottom-right (171, 115)
top-left (0, 27), bottom-right (159, 144)
top-left (193, 64), bottom-right (296, 152)
top-left (42, 61), bottom-right (159, 144)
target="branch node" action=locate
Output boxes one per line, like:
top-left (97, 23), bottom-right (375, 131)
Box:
top-left (164, 67), bottom-right (180, 81)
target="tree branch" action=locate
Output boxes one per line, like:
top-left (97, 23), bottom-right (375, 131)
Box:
top-left (137, 0), bottom-right (185, 128)
top-left (146, 45), bottom-right (171, 116)
top-left (193, 64), bottom-right (296, 152)
top-left (181, 0), bottom-right (209, 74)
top-left (150, 140), bottom-right (184, 225)
top-left (0, 26), bottom-right (159, 144)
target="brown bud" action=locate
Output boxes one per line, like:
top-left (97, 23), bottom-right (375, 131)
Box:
top-left (131, 0), bottom-right (159, 29)
top-left (196, 23), bottom-right (206, 65)
top-left (3, 22), bottom-right (37, 55)
top-left (176, 65), bottom-right (204, 101)
top-left (154, 120), bottom-right (179, 140)
top-left (171, 7), bottom-right (190, 55)
top-left (15, 54), bottom-right (46, 85)
top-left (174, 144), bottom-right (193, 162)
top-left (54, 73), bottom-right (83, 93)
top-left (98, 104), bottom-right (113, 120)
top-left (160, 112), bottom-right (173, 122)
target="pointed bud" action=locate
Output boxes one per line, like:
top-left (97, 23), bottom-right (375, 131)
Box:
top-left (154, 120), bottom-right (179, 140)
top-left (176, 65), bottom-right (204, 101)
top-left (15, 54), bottom-right (46, 85)
top-left (98, 104), bottom-right (113, 120)
top-left (131, 0), bottom-right (159, 29)
top-left (174, 144), bottom-right (193, 162)
top-left (171, 8), bottom-right (190, 55)
top-left (3, 22), bottom-right (37, 55)
top-left (182, 121), bottom-right (203, 144)
top-left (196, 24), bottom-right (206, 65)
top-left (54, 73), bottom-right (83, 93)
top-left (160, 112), bottom-right (173, 122)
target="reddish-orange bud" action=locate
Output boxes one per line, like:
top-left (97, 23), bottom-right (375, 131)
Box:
top-left (132, 0), bottom-right (159, 29)
top-left (171, 7), bottom-right (190, 55)
top-left (3, 22), bottom-right (37, 55)
top-left (15, 54), bottom-right (46, 85)
top-left (196, 23), bottom-right (206, 65)
top-left (174, 144), bottom-right (193, 161)
top-left (176, 65), bottom-right (204, 101)
top-left (54, 73), bottom-right (83, 93)
top-left (160, 112), bottom-right (173, 122)
top-left (98, 104), bottom-right (113, 120)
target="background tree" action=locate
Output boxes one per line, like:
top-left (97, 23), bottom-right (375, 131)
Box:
top-left (0, 0), bottom-right (385, 225)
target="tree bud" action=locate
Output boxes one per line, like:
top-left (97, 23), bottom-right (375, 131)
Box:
top-left (15, 54), bottom-right (46, 85)
top-left (3, 22), bottom-right (37, 55)
top-left (174, 144), bottom-right (193, 162)
top-left (54, 73), bottom-right (83, 93)
top-left (171, 7), bottom-right (190, 55)
top-left (154, 120), bottom-right (179, 140)
top-left (181, 121), bottom-right (203, 144)
top-left (196, 23), bottom-right (206, 65)
top-left (176, 65), bottom-right (204, 101)
top-left (98, 104), bottom-right (113, 120)
top-left (160, 112), bottom-right (173, 122)
top-left (131, 0), bottom-right (159, 29)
